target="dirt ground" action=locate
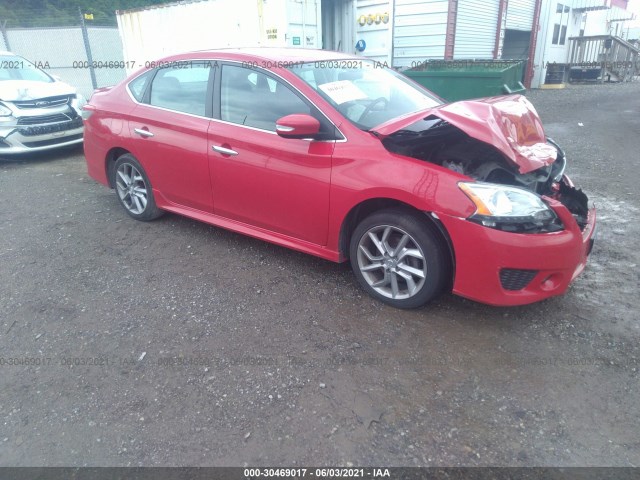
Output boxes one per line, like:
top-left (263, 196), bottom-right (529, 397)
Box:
top-left (0, 82), bottom-right (638, 467)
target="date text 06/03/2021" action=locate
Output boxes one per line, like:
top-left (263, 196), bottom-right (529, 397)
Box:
top-left (242, 468), bottom-right (391, 478)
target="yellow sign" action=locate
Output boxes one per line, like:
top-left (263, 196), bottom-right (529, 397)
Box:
top-left (359, 12), bottom-right (389, 27)
top-left (84, 13), bottom-right (94, 20)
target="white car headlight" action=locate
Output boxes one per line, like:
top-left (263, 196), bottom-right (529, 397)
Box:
top-left (72, 93), bottom-right (87, 113)
top-left (459, 182), bottom-right (562, 233)
top-left (0, 103), bottom-right (12, 117)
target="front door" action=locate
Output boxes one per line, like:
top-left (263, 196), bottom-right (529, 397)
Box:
top-left (208, 64), bottom-right (334, 245)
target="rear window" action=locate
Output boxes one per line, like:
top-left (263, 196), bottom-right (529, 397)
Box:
top-left (128, 71), bottom-right (153, 102)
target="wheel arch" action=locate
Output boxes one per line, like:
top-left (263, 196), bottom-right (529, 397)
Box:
top-left (338, 198), bottom-right (456, 290)
top-left (105, 147), bottom-right (131, 188)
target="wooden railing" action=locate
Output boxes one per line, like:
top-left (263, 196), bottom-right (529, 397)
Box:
top-left (568, 35), bottom-right (640, 82)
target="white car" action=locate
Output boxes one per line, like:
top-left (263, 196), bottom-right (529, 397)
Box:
top-left (0, 51), bottom-right (85, 154)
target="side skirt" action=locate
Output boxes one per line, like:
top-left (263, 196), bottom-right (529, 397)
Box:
top-left (154, 190), bottom-right (342, 263)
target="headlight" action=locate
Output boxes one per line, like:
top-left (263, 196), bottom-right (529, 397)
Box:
top-left (0, 103), bottom-right (12, 117)
top-left (459, 182), bottom-right (563, 233)
top-left (71, 93), bottom-right (87, 113)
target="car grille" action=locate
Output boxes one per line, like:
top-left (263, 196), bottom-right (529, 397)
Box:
top-left (499, 269), bottom-right (538, 291)
top-left (17, 112), bottom-right (77, 125)
top-left (18, 116), bottom-right (83, 136)
top-left (12, 95), bottom-right (73, 109)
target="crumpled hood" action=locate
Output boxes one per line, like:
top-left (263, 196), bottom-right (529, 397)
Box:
top-left (0, 80), bottom-right (76, 102)
top-left (373, 95), bottom-right (557, 174)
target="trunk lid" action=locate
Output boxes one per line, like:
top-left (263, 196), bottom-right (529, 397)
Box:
top-left (372, 95), bottom-right (557, 174)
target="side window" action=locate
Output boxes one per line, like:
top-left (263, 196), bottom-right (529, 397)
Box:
top-left (220, 64), bottom-right (310, 131)
top-left (128, 71), bottom-right (152, 102)
top-left (149, 63), bottom-right (211, 116)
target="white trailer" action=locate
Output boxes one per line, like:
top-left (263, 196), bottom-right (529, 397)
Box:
top-left (116, 0), bottom-right (323, 71)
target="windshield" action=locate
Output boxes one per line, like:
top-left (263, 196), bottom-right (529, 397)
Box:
top-left (0, 55), bottom-right (53, 83)
top-left (287, 60), bottom-right (441, 130)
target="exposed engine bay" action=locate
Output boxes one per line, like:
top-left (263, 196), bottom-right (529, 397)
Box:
top-left (382, 118), bottom-right (590, 230)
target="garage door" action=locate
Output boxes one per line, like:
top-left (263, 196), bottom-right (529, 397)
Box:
top-left (506, 0), bottom-right (536, 31)
top-left (454, 0), bottom-right (499, 59)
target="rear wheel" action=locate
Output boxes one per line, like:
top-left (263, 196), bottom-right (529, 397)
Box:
top-left (349, 209), bottom-right (448, 309)
top-left (112, 154), bottom-right (163, 221)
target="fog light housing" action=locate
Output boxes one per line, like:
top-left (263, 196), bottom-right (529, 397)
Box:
top-left (540, 274), bottom-right (562, 291)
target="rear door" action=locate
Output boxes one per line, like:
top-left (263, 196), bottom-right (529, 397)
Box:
top-left (207, 63), bottom-right (336, 245)
top-left (127, 61), bottom-right (214, 212)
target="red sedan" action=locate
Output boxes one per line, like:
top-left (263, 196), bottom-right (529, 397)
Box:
top-left (82, 48), bottom-right (596, 309)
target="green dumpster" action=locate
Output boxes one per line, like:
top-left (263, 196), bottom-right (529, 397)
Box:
top-left (403, 59), bottom-right (526, 102)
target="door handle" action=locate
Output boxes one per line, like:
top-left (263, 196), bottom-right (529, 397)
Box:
top-left (134, 128), bottom-right (154, 138)
top-left (212, 145), bottom-right (238, 156)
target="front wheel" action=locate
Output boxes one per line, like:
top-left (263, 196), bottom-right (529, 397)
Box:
top-left (349, 209), bottom-right (448, 309)
top-left (112, 154), bottom-right (163, 221)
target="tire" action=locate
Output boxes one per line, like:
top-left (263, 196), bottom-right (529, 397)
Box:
top-left (112, 153), bottom-right (163, 221)
top-left (349, 209), bottom-right (448, 309)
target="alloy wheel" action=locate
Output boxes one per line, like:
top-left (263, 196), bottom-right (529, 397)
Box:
top-left (115, 162), bottom-right (148, 215)
top-left (356, 225), bottom-right (427, 300)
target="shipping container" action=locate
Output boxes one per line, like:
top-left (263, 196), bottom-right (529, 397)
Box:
top-left (116, 0), bottom-right (322, 71)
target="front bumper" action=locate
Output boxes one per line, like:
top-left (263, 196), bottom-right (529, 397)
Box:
top-left (438, 200), bottom-right (597, 306)
top-left (0, 118), bottom-right (84, 154)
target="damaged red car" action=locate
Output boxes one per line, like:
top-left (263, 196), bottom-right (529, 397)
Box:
top-left (83, 49), bottom-right (596, 309)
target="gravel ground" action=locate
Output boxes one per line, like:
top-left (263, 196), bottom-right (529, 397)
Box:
top-left (0, 82), bottom-right (638, 467)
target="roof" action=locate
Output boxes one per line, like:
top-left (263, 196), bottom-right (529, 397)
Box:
top-left (164, 47), bottom-right (359, 63)
top-left (116, 0), bottom-right (212, 15)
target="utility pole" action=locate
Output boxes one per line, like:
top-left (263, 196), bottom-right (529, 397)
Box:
top-left (79, 7), bottom-right (97, 90)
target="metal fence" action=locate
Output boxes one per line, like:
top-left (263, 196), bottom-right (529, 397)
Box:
top-left (1, 19), bottom-right (126, 98)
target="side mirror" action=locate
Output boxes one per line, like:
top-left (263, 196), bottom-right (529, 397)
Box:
top-left (275, 114), bottom-right (320, 139)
